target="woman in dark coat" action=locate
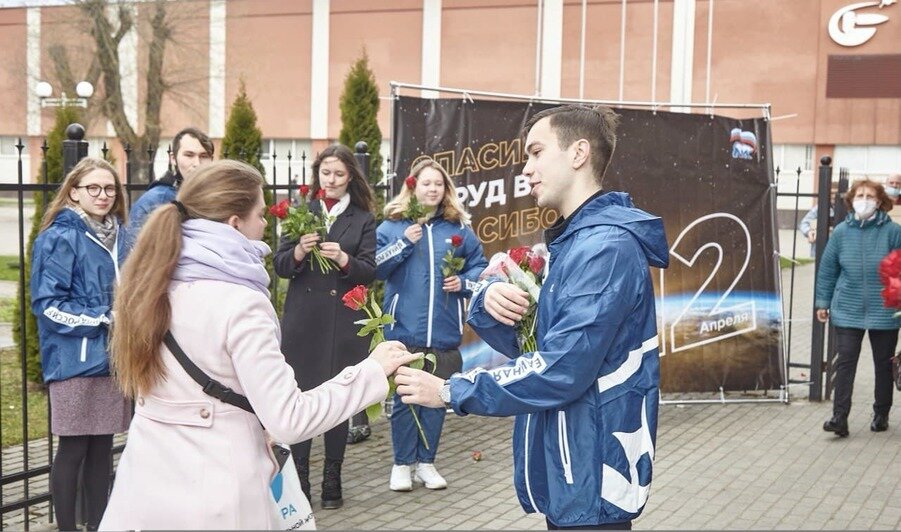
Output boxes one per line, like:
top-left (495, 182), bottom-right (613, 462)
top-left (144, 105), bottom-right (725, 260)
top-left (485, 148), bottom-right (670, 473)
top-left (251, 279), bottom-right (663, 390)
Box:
top-left (273, 144), bottom-right (376, 510)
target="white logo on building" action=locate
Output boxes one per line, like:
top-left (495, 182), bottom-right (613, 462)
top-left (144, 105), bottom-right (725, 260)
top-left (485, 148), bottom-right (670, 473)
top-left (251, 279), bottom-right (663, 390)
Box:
top-left (828, 0), bottom-right (896, 47)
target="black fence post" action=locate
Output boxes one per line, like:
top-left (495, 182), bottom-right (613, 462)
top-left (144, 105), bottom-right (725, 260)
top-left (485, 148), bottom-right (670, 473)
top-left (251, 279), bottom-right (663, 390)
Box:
top-left (62, 123), bottom-right (88, 175)
top-left (354, 141), bottom-right (370, 181)
top-left (810, 155), bottom-right (833, 401)
top-left (823, 168), bottom-right (851, 401)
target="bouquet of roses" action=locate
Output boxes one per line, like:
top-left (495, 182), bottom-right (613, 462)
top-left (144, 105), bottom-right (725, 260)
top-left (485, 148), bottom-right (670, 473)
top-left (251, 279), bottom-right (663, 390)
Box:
top-left (403, 175), bottom-right (432, 223)
top-left (342, 285), bottom-right (436, 449)
top-left (879, 249), bottom-right (901, 316)
top-left (480, 244), bottom-right (547, 353)
top-left (269, 185), bottom-right (334, 273)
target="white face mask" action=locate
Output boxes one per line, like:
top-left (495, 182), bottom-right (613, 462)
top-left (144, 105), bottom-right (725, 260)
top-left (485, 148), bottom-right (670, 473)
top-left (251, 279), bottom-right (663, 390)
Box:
top-left (853, 198), bottom-right (878, 219)
top-left (886, 186), bottom-right (900, 200)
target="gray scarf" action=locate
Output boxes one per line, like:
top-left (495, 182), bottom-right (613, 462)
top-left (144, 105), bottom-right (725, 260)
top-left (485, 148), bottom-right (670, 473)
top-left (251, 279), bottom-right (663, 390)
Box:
top-left (69, 206), bottom-right (118, 251)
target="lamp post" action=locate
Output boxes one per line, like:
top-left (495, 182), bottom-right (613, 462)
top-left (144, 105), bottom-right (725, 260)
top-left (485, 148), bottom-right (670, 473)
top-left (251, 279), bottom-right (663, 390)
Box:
top-left (35, 80), bottom-right (94, 108)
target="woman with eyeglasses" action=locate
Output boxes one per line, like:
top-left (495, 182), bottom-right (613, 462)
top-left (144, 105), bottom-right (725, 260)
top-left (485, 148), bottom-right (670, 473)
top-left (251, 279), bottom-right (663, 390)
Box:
top-left (30, 157), bottom-right (132, 531)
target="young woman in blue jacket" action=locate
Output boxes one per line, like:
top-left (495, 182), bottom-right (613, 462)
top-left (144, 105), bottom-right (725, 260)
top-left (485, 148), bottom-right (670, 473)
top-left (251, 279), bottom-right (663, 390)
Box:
top-left (31, 157), bottom-right (132, 531)
top-left (376, 157), bottom-right (488, 492)
top-left (815, 179), bottom-right (901, 437)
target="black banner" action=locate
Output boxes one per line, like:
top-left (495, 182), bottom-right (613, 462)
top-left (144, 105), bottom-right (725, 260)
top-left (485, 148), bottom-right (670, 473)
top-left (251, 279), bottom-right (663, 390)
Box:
top-left (392, 95), bottom-right (784, 394)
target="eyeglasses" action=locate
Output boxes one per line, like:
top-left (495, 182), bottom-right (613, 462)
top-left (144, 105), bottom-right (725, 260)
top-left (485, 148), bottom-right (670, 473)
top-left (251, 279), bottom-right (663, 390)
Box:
top-left (75, 184), bottom-right (118, 198)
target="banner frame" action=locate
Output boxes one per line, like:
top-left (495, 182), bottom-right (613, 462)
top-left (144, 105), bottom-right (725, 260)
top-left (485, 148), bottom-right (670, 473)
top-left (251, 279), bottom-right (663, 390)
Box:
top-left (389, 81), bottom-right (772, 116)
top-left (388, 82), bottom-right (789, 406)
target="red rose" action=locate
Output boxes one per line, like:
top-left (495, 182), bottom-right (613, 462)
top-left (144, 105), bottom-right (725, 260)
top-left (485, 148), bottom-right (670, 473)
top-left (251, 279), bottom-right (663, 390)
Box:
top-left (298, 184), bottom-right (310, 198)
top-left (342, 285), bottom-right (368, 311)
top-left (883, 277), bottom-right (901, 309)
top-left (508, 246), bottom-right (530, 265)
top-left (268, 199), bottom-right (290, 219)
top-left (528, 254), bottom-right (545, 274)
top-left (316, 189), bottom-right (327, 200)
top-left (451, 234), bottom-right (463, 248)
top-left (880, 249), bottom-right (901, 285)
top-left (405, 176), bottom-right (417, 190)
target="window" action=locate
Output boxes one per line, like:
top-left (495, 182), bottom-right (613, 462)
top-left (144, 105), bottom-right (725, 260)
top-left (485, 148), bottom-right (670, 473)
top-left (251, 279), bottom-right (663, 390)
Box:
top-left (834, 145), bottom-right (901, 182)
top-left (772, 144), bottom-right (813, 173)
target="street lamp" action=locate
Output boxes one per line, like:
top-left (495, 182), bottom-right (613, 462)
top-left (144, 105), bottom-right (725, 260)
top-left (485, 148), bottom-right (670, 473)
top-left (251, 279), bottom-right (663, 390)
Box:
top-left (36, 81), bottom-right (94, 108)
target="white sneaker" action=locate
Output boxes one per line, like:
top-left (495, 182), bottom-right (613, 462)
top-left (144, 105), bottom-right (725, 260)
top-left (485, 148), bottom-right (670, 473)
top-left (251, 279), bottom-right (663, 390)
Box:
top-left (389, 464), bottom-right (413, 492)
top-left (413, 463), bottom-right (447, 490)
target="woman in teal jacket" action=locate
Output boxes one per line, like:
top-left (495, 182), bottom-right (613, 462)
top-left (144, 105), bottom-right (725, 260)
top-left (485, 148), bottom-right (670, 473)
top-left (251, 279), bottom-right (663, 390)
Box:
top-left (815, 179), bottom-right (901, 437)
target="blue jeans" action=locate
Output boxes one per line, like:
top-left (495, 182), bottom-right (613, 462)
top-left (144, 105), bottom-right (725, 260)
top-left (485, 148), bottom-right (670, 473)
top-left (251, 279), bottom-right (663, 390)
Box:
top-left (390, 392), bottom-right (446, 465)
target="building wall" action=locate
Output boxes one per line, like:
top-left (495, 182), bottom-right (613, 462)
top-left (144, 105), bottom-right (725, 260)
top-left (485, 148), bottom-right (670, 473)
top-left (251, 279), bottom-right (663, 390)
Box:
top-left (0, 0), bottom-right (899, 167)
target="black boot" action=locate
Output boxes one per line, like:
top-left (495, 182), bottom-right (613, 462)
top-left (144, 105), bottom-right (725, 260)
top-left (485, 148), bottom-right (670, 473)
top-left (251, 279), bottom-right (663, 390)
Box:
top-left (295, 457), bottom-right (311, 502)
top-left (346, 424), bottom-right (371, 444)
top-left (321, 459), bottom-right (343, 509)
top-left (871, 413), bottom-right (889, 432)
top-left (823, 415), bottom-right (849, 437)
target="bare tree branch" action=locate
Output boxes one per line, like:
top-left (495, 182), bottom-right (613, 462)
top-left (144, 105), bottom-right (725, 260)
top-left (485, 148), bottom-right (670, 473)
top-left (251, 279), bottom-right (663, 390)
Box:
top-left (142, 0), bottom-right (170, 158)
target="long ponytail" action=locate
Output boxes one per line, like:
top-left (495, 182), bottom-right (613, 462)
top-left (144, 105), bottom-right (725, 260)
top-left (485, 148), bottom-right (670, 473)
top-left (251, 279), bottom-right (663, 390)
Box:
top-left (111, 203), bottom-right (183, 398)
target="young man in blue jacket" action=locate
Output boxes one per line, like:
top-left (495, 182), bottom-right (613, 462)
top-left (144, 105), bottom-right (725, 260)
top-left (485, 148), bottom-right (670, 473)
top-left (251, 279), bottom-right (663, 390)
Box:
top-left (126, 127), bottom-right (213, 248)
top-left (396, 105), bottom-right (669, 530)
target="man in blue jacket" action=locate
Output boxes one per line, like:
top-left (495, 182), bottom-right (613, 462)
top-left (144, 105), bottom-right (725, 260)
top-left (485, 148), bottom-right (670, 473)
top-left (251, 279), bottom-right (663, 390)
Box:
top-left (126, 127), bottom-right (213, 248)
top-left (396, 104), bottom-right (669, 530)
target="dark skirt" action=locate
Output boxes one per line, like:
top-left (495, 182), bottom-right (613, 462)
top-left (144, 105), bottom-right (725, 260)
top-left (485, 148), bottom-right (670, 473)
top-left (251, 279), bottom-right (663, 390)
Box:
top-left (49, 376), bottom-right (132, 436)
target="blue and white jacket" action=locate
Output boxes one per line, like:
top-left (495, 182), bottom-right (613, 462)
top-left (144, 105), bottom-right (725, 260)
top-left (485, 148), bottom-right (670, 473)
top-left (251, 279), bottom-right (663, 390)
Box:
top-left (125, 176), bottom-right (177, 251)
top-left (31, 208), bottom-right (124, 383)
top-left (376, 213), bottom-right (488, 350)
top-left (459, 192), bottom-right (669, 527)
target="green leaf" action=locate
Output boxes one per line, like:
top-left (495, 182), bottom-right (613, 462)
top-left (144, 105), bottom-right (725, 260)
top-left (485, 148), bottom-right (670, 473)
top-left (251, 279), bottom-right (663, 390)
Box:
top-left (387, 376), bottom-right (397, 396)
top-left (358, 322), bottom-right (380, 336)
top-left (379, 314), bottom-right (395, 326)
top-left (365, 402), bottom-right (383, 424)
top-left (409, 358), bottom-right (424, 370)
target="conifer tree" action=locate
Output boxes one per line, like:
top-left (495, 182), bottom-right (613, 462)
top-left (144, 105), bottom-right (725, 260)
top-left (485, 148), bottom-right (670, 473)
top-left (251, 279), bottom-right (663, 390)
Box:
top-left (14, 105), bottom-right (82, 384)
top-left (339, 51), bottom-right (383, 201)
top-left (221, 81), bottom-right (279, 304)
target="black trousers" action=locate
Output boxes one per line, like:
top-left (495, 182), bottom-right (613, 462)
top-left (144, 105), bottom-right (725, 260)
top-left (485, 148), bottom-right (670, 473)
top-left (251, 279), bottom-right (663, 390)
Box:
top-left (291, 419), bottom-right (349, 465)
top-left (546, 518), bottom-right (632, 530)
top-left (832, 326), bottom-right (898, 418)
top-left (51, 434), bottom-right (113, 531)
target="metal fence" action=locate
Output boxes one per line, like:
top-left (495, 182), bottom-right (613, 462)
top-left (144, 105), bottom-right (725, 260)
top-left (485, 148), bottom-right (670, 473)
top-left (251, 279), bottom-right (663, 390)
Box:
top-left (776, 157), bottom-right (849, 406)
top-left (0, 124), bottom-right (389, 529)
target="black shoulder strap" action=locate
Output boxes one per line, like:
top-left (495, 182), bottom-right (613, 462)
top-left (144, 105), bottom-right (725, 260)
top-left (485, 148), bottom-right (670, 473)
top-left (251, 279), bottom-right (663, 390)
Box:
top-left (163, 330), bottom-right (256, 415)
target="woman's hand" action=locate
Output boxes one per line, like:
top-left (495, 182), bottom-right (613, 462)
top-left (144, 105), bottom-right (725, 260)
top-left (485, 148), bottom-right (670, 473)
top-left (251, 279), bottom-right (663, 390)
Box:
top-left (816, 308), bottom-right (829, 323)
top-left (404, 224), bottom-right (423, 244)
top-left (293, 233), bottom-right (320, 263)
top-left (369, 341), bottom-right (421, 376)
top-left (319, 242), bottom-right (349, 268)
top-left (443, 275), bottom-right (462, 293)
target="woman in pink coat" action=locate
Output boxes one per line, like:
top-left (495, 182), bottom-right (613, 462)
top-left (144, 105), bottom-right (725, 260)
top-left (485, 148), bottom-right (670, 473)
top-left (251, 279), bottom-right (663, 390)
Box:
top-left (100, 160), bottom-right (417, 530)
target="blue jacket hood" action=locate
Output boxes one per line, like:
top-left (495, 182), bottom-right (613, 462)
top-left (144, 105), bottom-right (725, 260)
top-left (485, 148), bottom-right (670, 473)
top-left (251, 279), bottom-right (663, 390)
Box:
top-left (557, 191), bottom-right (669, 269)
top-left (53, 207), bottom-right (91, 230)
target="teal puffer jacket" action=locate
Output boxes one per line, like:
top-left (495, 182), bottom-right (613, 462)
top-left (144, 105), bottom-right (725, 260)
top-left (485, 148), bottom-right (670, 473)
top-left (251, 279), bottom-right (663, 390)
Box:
top-left (815, 210), bottom-right (901, 330)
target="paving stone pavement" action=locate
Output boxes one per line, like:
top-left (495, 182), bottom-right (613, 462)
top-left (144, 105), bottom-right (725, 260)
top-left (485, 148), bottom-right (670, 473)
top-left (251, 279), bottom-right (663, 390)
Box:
top-left (6, 264), bottom-right (901, 530)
